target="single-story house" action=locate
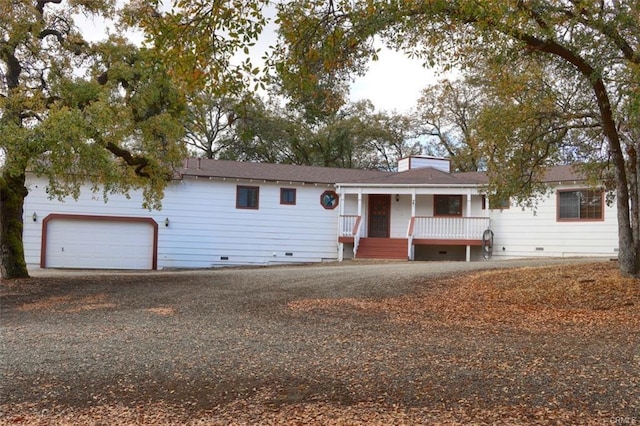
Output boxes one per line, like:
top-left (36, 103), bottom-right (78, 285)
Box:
top-left (21, 156), bottom-right (619, 270)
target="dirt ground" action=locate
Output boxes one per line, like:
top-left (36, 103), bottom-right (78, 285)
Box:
top-left (1, 259), bottom-right (638, 425)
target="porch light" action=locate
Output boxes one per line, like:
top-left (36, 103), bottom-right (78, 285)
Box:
top-left (395, 194), bottom-right (400, 202)
top-left (32, 212), bottom-right (37, 222)
top-left (164, 217), bottom-right (170, 227)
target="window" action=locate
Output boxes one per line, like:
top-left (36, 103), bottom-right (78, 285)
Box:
top-left (434, 195), bottom-right (462, 216)
top-left (482, 195), bottom-right (510, 210)
top-left (558, 189), bottom-right (603, 221)
top-left (489, 197), bottom-right (510, 210)
top-left (280, 188), bottom-right (296, 205)
top-left (236, 186), bottom-right (259, 209)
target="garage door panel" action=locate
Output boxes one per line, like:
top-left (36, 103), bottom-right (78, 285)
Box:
top-left (44, 216), bottom-right (156, 270)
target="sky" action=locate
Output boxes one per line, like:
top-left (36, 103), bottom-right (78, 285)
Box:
top-left (349, 48), bottom-right (440, 113)
top-left (72, 2), bottom-right (443, 115)
top-left (1, 6), bottom-right (437, 167)
top-left (246, 5), bottom-right (440, 114)
top-left (262, 4), bottom-right (441, 112)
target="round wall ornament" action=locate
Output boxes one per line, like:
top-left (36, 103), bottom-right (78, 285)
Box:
top-left (320, 190), bottom-right (339, 209)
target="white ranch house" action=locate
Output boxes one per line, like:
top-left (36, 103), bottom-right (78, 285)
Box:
top-left (22, 156), bottom-right (619, 270)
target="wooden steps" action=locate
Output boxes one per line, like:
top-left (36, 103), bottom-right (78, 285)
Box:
top-left (356, 238), bottom-right (408, 260)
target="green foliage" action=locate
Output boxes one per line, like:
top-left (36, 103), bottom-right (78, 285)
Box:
top-left (416, 79), bottom-right (485, 172)
top-left (224, 98), bottom-right (421, 170)
top-left (124, 0), bottom-right (268, 97)
top-left (274, 0), bottom-right (640, 274)
top-left (0, 0), bottom-right (189, 277)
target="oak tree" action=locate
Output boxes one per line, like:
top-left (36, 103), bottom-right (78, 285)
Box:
top-left (183, 92), bottom-right (241, 159)
top-left (275, 0), bottom-right (640, 276)
top-left (415, 79), bottom-right (485, 172)
top-left (1, 1), bottom-right (187, 279)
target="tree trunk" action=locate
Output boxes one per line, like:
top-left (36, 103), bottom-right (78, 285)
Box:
top-left (616, 185), bottom-right (638, 277)
top-left (0, 171), bottom-right (30, 279)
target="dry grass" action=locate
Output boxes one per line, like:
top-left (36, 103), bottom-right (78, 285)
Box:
top-left (16, 293), bottom-right (116, 313)
top-left (2, 262), bottom-right (638, 425)
top-left (290, 261), bottom-right (640, 332)
top-left (146, 307), bottom-right (177, 316)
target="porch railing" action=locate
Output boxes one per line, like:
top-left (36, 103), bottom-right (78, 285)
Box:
top-left (339, 215), bottom-right (363, 256)
top-left (409, 216), bottom-right (490, 241)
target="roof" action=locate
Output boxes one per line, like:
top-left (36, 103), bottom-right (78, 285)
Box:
top-left (541, 164), bottom-right (587, 182)
top-left (178, 158), bottom-right (587, 186)
top-left (179, 158), bottom-right (388, 184)
top-left (339, 166), bottom-right (488, 186)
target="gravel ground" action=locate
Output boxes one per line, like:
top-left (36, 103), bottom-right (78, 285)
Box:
top-left (1, 258), bottom-right (637, 424)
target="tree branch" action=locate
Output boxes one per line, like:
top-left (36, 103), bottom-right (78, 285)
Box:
top-left (36, 0), bottom-right (62, 15)
top-left (39, 28), bottom-right (64, 44)
top-left (104, 142), bottom-right (151, 178)
top-left (563, 1), bottom-right (638, 63)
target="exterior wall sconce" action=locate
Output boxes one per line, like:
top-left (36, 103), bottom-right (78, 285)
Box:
top-left (395, 194), bottom-right (400, 202)
top-left (164, 217), bottom-right (170, 227)
top-left (32, 212), bottom-right (37, 222)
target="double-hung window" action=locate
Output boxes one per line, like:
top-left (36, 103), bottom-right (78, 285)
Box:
top-left (434, 195), bottom-right (463, 216)
top-left (280, 188), bottom-right (296, 205)
top-left (557, 189), bottom-right (603, 221)
top-left (236, 186), bottom-right (259, 209)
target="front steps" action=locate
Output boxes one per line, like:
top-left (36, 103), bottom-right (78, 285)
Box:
top-left (355, 238), bottom-right (408, 260)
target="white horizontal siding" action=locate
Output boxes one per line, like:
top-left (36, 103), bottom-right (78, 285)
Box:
top-left (24, 175), bottom-right (341, 270)
top-left (488, 185), bottom-right (618, 259)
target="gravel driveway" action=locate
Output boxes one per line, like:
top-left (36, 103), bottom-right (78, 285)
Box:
top-left (1, 258), bottom-right (636, 424)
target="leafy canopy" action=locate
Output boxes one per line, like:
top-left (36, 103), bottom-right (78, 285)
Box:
top-left (1, 1), bottom-right (188, 209)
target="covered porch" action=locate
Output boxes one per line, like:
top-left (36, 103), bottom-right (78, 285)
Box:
top-left (336, 188), bottom-right (491, 262)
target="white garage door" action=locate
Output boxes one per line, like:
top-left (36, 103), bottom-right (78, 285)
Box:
top-left (44, 217), bottom-right (156, 269)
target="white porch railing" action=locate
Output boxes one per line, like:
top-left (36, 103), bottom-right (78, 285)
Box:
top-left (339, 215), bottom-right (363, 256)
top-left (409, 216), bottom-right (491, 240)
top-left (339, 215), bottom-right (359, 237)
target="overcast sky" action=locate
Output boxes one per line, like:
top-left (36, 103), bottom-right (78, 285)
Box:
top-left (349, 48), bottom-right (439, 113)
top-left (79, 5), bottom-right (444, 114)
top-left (247, 7), bottom-right (439, 114)
top-left (75, 2), bottom-right (442, 114)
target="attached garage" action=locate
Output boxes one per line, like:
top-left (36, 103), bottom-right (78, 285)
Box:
top-left (41, 214), bottom-right (158, 270)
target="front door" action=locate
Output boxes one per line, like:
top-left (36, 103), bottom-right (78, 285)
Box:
top-left (368, 195), bottom-right (391, 238)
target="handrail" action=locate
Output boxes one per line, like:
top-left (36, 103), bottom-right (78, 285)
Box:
top-left (339, 215), bottom-right (363, 257)
top-left (407, 216), bottom-right (416, 260)
top-left (353, 216), bottom-right (363, 257)
top-left (339, 215), bottom-right (359, 237)
top-left (352, 216), bottom-right (362, 236)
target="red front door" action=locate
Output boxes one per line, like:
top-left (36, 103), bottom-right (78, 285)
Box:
top-left (368, 195), bottom-right (391, 238)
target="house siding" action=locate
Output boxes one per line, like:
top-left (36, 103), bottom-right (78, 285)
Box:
top-left (24, 175), bottom-right (340, 270)
top-left (488, 184), bottom-right (618, 259)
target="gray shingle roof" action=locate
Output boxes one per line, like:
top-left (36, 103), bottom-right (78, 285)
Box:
top-left (179, 158), bottom-right (388, 184)
top-left (179, 158), bottom-right (586, 186)
top-left (340, 166), bottom-right (488, 185)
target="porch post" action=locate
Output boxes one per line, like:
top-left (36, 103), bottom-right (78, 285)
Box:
top-left (466, 190), bottom-right (472, 262)
top-left (338, 187), bottom-right (345, 261)
top-left (411, 189), bottom-right (416, 217)
top-left (410, 189), bottom-right (416, 261)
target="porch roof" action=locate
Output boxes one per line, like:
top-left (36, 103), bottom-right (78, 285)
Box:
top-left (336, 164), bottom-right (588, 188)
top-left (336, 167), bottom-right (488, 187)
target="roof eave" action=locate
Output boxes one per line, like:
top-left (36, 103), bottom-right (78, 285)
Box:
top-left (335, 182), bottom-right (483, 188)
